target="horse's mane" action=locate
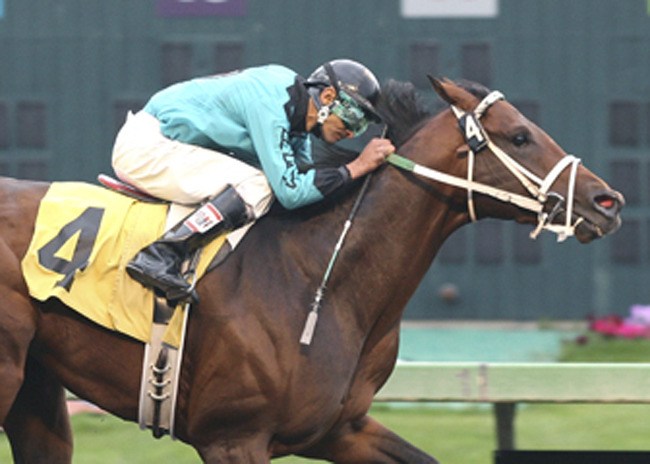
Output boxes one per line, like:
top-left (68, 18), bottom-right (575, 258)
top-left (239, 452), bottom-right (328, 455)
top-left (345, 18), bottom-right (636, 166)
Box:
top-left (376, 79), bottom-right (433, 148)
top-left (378, 78), bottom-right (491, 147)
top-left (310, 78), bottom-right (491, 167)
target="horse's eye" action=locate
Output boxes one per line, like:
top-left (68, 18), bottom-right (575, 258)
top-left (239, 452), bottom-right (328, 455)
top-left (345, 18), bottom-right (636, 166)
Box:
top-left (512, 133), bottom-right (529, 147)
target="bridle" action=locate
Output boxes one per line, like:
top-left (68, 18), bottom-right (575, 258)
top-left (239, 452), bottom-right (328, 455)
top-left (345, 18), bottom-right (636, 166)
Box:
top-left (387, 90), bottom-right (583, 242)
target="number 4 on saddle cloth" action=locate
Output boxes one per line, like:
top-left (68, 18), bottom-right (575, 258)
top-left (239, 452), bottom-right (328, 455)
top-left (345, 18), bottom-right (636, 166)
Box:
top-left (20, 179), bottom-right (239, 348)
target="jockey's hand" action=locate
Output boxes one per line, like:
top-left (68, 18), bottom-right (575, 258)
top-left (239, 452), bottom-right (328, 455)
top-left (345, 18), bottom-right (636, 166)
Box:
top-left (346, 138), bottom-right (395, 180)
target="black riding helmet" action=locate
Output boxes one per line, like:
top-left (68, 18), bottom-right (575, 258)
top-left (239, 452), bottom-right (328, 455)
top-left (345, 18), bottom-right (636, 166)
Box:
top-left (306, 59), bottom-right (382, 137)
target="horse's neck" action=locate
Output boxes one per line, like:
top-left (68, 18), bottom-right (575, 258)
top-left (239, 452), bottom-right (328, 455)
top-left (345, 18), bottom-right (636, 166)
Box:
top-left (350, 180), bottom-right (457, 322)
top-left (382, 117), bottom-right (465, 266)
top-left (322, 118), bottom-right (467, 337)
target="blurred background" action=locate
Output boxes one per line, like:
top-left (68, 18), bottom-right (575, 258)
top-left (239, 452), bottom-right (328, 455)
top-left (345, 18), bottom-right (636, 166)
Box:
top-left (0, 0), bottom-right (648, 322)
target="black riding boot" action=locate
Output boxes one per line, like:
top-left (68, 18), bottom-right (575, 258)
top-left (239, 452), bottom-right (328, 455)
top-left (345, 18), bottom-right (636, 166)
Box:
top-left (126, 185), bottom-right (251, 301)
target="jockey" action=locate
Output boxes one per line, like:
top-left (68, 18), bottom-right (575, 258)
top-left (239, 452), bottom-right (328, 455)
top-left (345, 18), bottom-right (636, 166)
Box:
top-left (112, 59), bottom-right (395, 301)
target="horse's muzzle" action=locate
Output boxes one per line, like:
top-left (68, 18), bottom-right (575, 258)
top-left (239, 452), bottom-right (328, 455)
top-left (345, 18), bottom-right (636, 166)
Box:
top-left (574, 189), bottom-right (625, 242)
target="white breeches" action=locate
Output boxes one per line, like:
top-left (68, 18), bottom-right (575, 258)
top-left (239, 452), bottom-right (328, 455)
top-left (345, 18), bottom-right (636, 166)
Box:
top-left (111, 111), bottom-right (274, 219)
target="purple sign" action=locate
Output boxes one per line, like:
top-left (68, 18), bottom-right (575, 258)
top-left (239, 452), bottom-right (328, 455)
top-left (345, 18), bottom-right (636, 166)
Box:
top-left (157, 0), bottom-right (246, 17)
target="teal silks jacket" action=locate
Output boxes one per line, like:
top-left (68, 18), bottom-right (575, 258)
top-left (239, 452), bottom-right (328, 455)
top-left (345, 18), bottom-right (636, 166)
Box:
top-left (144, 64), bottom-right (350, 209)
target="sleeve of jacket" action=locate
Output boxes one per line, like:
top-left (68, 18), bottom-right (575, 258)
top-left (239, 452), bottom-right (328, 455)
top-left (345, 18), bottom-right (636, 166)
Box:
top-left (244, 99), bottom-right (351, 210)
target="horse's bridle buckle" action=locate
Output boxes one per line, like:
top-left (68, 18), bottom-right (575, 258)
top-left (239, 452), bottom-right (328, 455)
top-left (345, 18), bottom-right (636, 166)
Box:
top-left (542, 192), bottom-right (565, 220)
top-left (530, 193), bottom-right (565, 240)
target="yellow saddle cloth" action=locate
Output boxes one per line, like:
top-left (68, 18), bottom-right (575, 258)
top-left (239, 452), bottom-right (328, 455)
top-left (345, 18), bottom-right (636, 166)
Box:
top-left (21, 182), bottom-right (225, 348)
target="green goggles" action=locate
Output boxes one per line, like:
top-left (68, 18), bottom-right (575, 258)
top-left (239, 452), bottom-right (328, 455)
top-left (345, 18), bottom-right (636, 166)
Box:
top-left (330, 91), bottom-right (370, 136)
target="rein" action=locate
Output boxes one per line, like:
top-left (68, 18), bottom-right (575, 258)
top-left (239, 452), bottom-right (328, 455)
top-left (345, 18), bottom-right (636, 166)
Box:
top-left (388, 90), bottom-right (583, 242)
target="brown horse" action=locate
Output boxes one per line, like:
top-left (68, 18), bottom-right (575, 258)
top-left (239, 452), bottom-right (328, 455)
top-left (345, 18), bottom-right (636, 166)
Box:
top-left (0, 78), bottom-right (623, 463)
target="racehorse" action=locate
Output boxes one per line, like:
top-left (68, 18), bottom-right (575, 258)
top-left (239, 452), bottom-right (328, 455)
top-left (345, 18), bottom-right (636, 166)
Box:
top-left (0, 77), bottom-right (623, 463)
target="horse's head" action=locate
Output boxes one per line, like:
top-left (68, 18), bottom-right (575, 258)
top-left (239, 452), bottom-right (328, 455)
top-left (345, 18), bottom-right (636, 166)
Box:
top-left (428, 77), bottom-right (624, 243)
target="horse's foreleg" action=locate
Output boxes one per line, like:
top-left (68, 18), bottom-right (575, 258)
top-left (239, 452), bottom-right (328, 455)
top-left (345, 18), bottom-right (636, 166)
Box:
top-left (0, 339), bottom-right (27, 423)
top-left (0, 243), bottom-right (40, 424)
top-left (302, 415), bottom-right (438, 464)
top-left (3, 358), bottom-right (73, 464)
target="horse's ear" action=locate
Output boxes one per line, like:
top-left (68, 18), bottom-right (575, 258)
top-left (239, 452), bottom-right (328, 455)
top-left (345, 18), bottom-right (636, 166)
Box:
top-left (429, 76), bottom-right (479, 112)
top-left (428, 76), bottom-right (457, 106)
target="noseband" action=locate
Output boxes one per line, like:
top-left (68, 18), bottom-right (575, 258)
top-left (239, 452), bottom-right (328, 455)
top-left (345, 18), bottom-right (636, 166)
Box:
top-left (387, 90), bottom-right (582, 242)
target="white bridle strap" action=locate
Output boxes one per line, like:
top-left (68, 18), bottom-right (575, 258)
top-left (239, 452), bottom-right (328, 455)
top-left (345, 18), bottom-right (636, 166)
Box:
top-left (467, 149), bottom-right (477, 221)
top-left (388, 153), bottom-right (543, 213)
top-left (539, 154), bottom-right (579, 196)
top-left (474, 90), bottom-right (505, 118)
top-left (451, 105), bottom-right (480, 221)
top-left (530, 155), bottom-right (582, 242)
top-left (483, 138), bottom-right (544, 199)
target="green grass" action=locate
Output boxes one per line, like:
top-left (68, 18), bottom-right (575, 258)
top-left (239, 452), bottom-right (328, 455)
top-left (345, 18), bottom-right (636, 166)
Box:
top-left (559, 332), bottom-right (650, 363)
top-left (3, 403), bottom-right (650, 463)
top-left (3, 332), bottom-right (650, 463)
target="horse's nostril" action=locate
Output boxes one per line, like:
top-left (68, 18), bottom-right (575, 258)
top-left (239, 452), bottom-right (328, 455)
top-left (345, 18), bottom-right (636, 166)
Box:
top-left (595, 194), bottom-right (617, 210)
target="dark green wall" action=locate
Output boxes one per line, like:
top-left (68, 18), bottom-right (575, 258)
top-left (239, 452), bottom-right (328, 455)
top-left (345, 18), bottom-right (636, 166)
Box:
top-left (0, 0), bottom-right (647, 320)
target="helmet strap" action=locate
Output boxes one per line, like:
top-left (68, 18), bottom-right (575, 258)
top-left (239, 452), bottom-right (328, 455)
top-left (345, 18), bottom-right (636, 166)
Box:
top-left (311, 122), bottom-right (323, 138)
top-left (323, 63), bottom-right (340, 93)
